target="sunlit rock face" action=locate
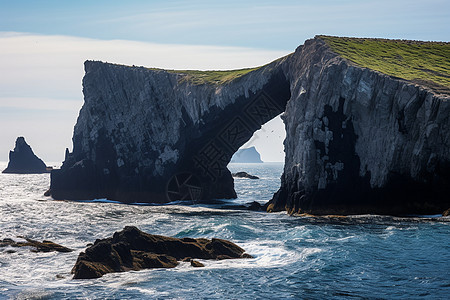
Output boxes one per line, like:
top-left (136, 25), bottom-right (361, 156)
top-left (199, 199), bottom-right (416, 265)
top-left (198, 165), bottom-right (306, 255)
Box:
top-left (51, 37), bottom-right (449, 215)
top-left (269, 38), bottom-right (450, 215)
top-left (50, 60), bottom-right (290, 202)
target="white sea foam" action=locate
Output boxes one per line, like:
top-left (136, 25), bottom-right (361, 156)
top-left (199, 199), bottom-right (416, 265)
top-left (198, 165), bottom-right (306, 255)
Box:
top-left (1, 162), bottom-right (449, 299)
top-left (126, 287), bottom-right (159, 295)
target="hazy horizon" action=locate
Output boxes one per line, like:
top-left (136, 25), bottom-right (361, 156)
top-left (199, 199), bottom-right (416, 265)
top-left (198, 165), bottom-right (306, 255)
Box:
top-left (1, 0), bottom-right (449, 162)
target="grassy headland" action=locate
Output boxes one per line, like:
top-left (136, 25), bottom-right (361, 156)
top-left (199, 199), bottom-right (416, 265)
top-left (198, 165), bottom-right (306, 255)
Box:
top-left (318, 35), bottom-right (450, 92)
top-left (168, 68), bottom-right (260, 85)
top-left (149, 56), bottom-right (288, 85)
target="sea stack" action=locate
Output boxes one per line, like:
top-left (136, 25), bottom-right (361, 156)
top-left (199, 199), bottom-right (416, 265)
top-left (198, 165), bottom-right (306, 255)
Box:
top-left (2, 137), bottom-right (49, 174)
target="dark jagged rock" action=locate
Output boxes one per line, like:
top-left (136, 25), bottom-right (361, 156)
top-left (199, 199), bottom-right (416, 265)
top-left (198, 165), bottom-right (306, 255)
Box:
top-left (231, 146), bottom-right (263, 163)
top-left (2, 137), bottom-right (49, 174)
top-left (247, 201), bottom-right (263, 211)
top-left (44, 189), bottom-right (51, 197)
top-left (72, 226), bottom-right (251, 279)
top-left (443, 209), bottom-right (450, 217)
top-left (0, 237), bottom-right (73, 253)
top-left (51, 59), bottom-right (289, 203)
top-left (190, 260), bottom-right (205, 267)
top-left (51, 36), bottom-right (449, 215)
top-left (232, 172), bottom-right (259, 179)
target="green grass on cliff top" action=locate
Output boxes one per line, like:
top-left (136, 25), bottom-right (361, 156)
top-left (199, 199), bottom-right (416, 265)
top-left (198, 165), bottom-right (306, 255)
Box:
top-left (145, 67), bottom-right (260, 85)
top-left (318, 35), bottom-right (450, 91)
top-left (168, 68), bottom-right (260, 85)
top-left (151, 57), bottom-right (287, 85)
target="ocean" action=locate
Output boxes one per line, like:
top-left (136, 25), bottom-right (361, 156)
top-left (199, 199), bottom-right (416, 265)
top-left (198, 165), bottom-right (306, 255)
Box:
top-left (0, 162), bottom-right (449, 299)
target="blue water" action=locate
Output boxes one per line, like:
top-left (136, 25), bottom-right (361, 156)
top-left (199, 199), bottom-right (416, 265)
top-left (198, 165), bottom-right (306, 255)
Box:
top-left (0, 162), bottom-right (449, 299)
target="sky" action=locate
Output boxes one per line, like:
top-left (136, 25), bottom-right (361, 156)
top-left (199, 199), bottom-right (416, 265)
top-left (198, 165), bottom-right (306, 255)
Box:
top-left (0, 0), bottom-right (449, 163)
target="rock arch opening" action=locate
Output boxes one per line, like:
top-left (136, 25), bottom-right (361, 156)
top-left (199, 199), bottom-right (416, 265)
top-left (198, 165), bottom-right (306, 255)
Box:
top-left (175, 71), bottom-right (291, 202)
top-left (227, 114), bottom-right (286, 206)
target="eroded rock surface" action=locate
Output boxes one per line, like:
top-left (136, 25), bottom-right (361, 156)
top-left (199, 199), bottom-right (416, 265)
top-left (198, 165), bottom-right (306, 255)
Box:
top-left (2, 137), bottom-right (49, 174)
top-left (72, 226), bottom-right (251, 279)
top-left (268, 37), bottom-right (450, 215)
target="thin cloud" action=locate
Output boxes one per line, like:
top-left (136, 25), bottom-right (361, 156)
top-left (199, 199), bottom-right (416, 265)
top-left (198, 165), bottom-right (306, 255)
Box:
top-left (0, 97), bottom-right (82, 111)
top-left (0, 32), bottom-right (289, 99)
top-left (0, 32), bottom-right (289, 161)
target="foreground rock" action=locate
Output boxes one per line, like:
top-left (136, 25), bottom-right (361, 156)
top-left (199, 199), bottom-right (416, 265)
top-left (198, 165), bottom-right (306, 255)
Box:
top-left (72, 226), bottom-right (251, 279)
top-left (0, 237), bottom-right (73, 253)
top-left (2, 137), bottom-right (50, 174)
top-left (267, 37), bottom-right (450, 216)
top-left (232, 172), bottom-right (259, 179)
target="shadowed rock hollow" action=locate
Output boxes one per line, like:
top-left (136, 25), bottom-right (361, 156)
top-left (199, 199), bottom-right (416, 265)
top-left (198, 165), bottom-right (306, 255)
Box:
top-left (51, 36), bottom-right (450, 215)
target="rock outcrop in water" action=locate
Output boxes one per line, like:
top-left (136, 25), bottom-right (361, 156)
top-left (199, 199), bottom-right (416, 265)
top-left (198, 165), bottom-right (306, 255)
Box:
top-left (268, 38), bottom-right (450, 215)
top-left (0, 237), bottom-right (72, 253)
top-left (51, 36), bottom-right (449, 215)
top-left (230, 146), bottom-right (263, 163)
top-left (2, 137), bottom-right (49, 174)
top-left (232, 171), bottom-right (259, 179)
top-left (72, 226), bottom-right (251, 279)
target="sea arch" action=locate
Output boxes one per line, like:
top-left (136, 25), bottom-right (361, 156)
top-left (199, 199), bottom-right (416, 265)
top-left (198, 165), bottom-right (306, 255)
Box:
top-left (50, 60), bottom-right (291, 203)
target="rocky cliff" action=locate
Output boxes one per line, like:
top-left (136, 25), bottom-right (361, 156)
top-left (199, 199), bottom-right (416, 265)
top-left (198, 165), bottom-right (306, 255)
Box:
top-left (3, 137), bottom-right (49, 174)
top-left (51, 36), bottom-right (449, 215)
top-left (268, 38), bottom-right (450, 215)
top-left (51, 59), bottom-right (290, 202)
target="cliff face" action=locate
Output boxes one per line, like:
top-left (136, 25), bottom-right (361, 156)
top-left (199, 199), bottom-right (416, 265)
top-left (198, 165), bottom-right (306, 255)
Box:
top-left (3, 137), bottom-right (49, 174)
top-left (269, 38), bottom-right (450, 215)
top-left (51, 59), bottom-right (290, 202)
top-left (51, 36), bottom-right (450, 214)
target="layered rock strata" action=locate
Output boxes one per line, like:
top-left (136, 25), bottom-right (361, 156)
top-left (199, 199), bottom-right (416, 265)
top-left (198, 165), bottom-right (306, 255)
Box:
top-left (72, 226), bottom-right (251, 279)
top-left (3, 137), bottom-right (49, 174)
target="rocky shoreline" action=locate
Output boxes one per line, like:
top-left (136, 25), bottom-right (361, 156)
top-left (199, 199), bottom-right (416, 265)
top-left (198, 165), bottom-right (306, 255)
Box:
top-left (72, 226), bottom-right (252, 279)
